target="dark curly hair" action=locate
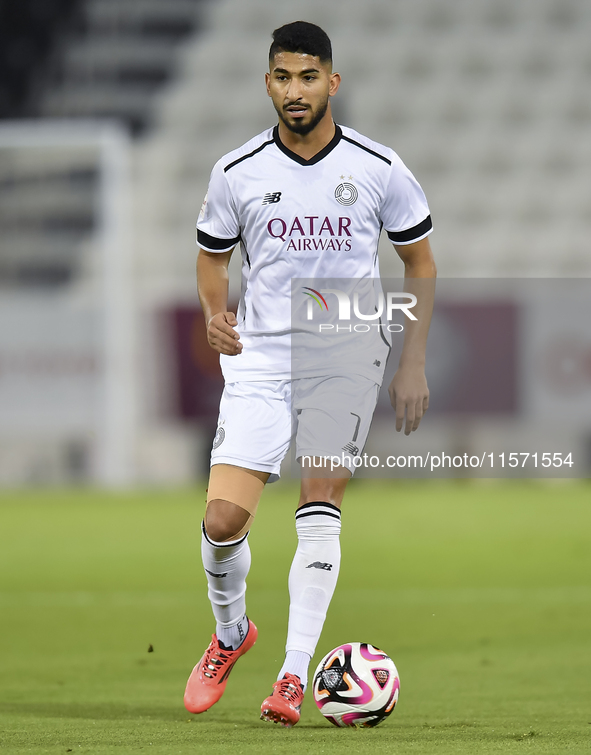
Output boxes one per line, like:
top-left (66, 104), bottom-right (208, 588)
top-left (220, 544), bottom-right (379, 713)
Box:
top-left (269, 21), bottom-right (332, 65)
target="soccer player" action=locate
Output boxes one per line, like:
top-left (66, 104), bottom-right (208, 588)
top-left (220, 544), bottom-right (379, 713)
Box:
top-left (184, 21), bottom-right (436, 727)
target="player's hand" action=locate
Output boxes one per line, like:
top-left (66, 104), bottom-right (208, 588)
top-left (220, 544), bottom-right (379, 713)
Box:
top-left (206, 312), bottom-right (243, 355)
top-left (388, 365), bottom-right (429, 435)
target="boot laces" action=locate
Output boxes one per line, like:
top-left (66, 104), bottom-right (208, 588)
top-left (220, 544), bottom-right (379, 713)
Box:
top-left (202, 637), bottom-right (231, 679)
top-left (276, 674), bottom-right (302, 703)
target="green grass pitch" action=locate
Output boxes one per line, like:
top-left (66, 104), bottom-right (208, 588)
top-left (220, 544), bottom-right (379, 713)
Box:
top-left (1, 481), bottom-right (590, 754)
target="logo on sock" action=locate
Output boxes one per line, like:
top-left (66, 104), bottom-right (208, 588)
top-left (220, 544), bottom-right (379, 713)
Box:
top-left (204, 568), bottom-right (228, 578)
top-left (306, 561), bottom-right (333, 571)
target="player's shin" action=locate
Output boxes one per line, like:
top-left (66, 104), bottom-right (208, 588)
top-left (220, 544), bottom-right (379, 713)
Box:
top-left (279, 502), bottom-right (342, 690)
top-left (201, 522), bottom-right (251, 649)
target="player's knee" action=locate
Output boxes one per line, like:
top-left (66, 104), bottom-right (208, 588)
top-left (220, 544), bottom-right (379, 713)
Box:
top-left (205, 498), bottom-right (251, 542)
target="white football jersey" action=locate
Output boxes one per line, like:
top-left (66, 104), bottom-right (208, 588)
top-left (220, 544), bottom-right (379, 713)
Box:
top-left (197, 124), bottom-right (432, 384)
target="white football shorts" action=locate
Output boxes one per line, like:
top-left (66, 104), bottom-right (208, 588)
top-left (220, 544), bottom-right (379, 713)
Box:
top-left (210, 375), bottom-right (380, 479)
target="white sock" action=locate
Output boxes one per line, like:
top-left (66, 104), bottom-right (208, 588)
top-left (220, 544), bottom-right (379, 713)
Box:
top-left (201, 522), bottom-right (251, 649)
top-left (216, 614), bottom-right (249, 650)
top-left (277, 650), bottom-right (310, 690)
top-left (281, 501), bottom-right (342, 690)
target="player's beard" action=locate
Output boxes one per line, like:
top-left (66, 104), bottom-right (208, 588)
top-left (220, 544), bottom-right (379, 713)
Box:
top-left (277, 95), bottom-right (330, 136)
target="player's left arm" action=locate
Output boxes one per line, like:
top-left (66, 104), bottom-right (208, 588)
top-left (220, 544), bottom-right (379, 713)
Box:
top-left (389, 236), bottom-right (437, 435)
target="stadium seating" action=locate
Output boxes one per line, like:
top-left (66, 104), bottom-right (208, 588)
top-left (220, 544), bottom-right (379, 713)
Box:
top-left (0, 0), bottom-right (206, 287)
top-left (4, 0), bottom-right (590, 283)
top-left (134, 0), bottom-right (591, 283)
top-left (2, 0), bottom-right (591, 484)
top-left (37, 0), bottom-right (206, 135)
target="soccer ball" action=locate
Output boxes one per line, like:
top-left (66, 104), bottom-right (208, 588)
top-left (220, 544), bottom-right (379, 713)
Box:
top-left (312, 642), bottom-right (400, 727)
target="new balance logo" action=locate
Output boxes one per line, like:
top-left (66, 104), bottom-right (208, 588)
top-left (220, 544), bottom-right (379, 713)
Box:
top-left (262, 191), bottom-right (282, 205)
top-left (373, 359), bottom-right (381, 367)
top-left (204, 568), bottom-right (228, 578)
top-left (343, 442), bottom-right (360, 456)
top-left (306, 561), bottom-right (333, 571)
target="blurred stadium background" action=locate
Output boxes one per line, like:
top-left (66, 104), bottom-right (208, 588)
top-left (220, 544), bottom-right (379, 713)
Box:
top-left (1, 0), bottom-right (591, 486)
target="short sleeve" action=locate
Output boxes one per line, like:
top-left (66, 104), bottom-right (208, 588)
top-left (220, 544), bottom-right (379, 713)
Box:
top-left (196, 160), bottom-right (241, 252)
top-left (380, 153), bottom-right (432, 245)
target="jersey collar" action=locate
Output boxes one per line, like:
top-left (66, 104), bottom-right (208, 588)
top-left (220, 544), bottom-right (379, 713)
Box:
top-left (273, 124), bottom-right (342, 166)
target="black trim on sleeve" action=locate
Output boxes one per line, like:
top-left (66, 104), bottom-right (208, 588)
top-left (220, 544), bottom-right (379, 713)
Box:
top-left (341, 134), bottom-right (392, 165)
top-left (273, 124), bottom-right (342, 166)
top-left (224, 138), bottom-right (275, 172)
top-left (387, 215), bottom-right (432, 244)
top-left (197, 228), bottom-right (241, 251)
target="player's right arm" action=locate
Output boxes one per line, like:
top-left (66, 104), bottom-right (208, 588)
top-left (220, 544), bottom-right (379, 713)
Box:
top-left (197, 247), bottom-right (242, 355)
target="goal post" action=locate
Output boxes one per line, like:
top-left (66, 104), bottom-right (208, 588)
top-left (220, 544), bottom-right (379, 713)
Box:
top-left (0, 120), bottom-right (136, 486)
